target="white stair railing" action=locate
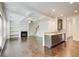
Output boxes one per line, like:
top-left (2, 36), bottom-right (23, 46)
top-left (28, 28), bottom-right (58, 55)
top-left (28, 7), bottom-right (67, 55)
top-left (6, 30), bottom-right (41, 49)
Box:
top-left (34, 25), bottom-right (39, 35)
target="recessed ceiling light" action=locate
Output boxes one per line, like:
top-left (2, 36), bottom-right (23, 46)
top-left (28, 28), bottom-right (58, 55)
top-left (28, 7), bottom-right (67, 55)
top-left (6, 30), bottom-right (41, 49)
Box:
top-left (52, 9), bottom-right (55, 12)
top-left (74, 10), bottom-right (78, 13)
top-left (60, 14), bottom-right (63, 17)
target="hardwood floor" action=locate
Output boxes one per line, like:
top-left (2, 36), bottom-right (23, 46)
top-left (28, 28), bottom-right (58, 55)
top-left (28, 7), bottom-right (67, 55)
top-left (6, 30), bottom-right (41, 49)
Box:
top-left (45, 39), bottom-right (79, 57)
top-left (29, 36), bottom-right (45, 57)
top-left (1, 36), bottom-right (44, 57)
top-left (1, 38), bottom-right (31, 57)
top-left (0, 36), bottom-right (79, 57)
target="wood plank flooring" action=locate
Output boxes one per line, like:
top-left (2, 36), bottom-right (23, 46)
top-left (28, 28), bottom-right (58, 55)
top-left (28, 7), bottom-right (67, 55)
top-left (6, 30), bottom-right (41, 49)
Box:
top-left (29, 36), bottom-right (45, 57)
top-left (1, 36), bottom-right (44, 57)
top-left (45, 39), bottom-right (79, 57)
top-left (0, 36), bottom-right (79, 57)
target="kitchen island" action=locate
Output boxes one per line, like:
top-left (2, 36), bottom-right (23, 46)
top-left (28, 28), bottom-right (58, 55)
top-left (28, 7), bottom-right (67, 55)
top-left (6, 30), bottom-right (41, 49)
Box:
top-left (44, 31), bottom-right (66, 48)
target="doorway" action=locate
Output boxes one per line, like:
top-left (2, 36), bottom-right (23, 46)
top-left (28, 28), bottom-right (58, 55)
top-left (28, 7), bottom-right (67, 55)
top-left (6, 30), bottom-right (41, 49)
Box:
top-left (66, 18), bottom-right (73, 41)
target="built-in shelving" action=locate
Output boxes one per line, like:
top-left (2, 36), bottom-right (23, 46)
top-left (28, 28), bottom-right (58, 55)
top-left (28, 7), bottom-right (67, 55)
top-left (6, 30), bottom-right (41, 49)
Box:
top-left (10, 22), bottom-right (19, 38)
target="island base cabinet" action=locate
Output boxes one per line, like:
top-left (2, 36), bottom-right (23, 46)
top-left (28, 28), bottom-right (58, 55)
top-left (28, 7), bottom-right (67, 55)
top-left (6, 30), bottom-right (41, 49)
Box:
top-left (44, 34), bottom-right (64, 48)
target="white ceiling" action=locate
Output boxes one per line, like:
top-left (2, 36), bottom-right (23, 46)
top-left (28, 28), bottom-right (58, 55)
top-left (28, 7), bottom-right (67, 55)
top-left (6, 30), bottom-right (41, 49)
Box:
top-left (26, 2), bottom-right (79, 17)
top-left (4, 2), bottom-right (79, 21)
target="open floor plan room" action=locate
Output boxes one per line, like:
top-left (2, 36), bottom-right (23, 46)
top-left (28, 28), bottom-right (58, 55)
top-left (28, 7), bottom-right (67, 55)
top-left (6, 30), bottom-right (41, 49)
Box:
top-left (0, 2), bottom-right (79, 57)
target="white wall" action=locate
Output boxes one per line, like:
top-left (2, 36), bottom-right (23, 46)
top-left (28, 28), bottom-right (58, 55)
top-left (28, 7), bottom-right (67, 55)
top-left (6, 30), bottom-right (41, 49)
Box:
top-left (48, 17), bottom-right (67, 33)
top-left (72, 15), bottom-right (79, 41)
top-left (29, 19), bottom-right (49, 46)
top-left (48, 18), bottom-right (58, 32)
top-left (5, 10), bottom-right (29, 39)
top-left (29, 19), bottom-right (49, 37)
top-left (67, 15), bottom-right (79, 41)
top-left (66, 17), bottom-right (73, 39)
top-left (10, 17), bottom-right (28, 38)
top-left (36, 20), bottom-right (49, 37)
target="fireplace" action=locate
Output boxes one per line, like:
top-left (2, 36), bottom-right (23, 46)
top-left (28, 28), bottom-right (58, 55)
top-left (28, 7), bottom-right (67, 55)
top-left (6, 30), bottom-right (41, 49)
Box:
top-left (21, 31), bottom-right (27, 40)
